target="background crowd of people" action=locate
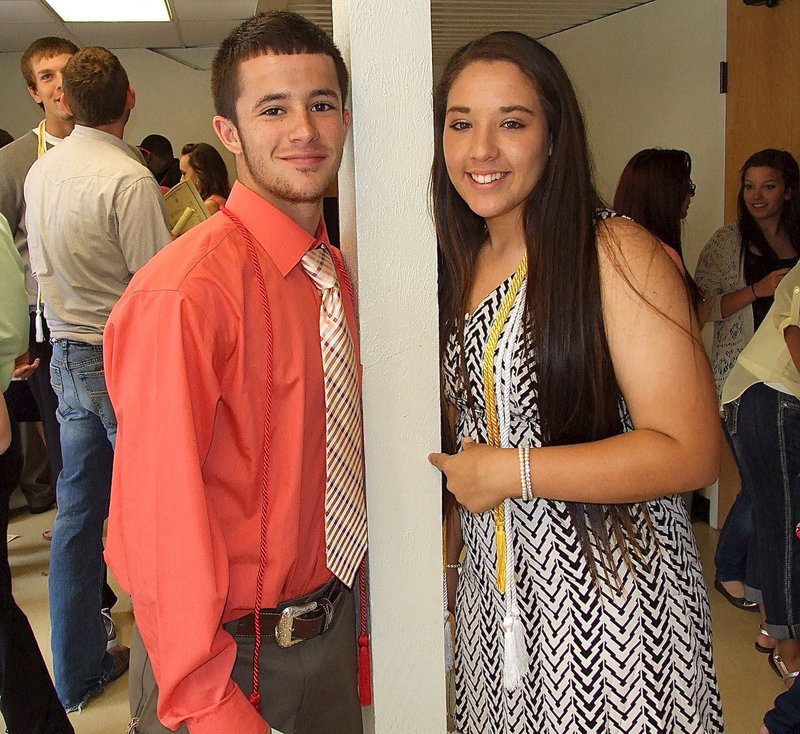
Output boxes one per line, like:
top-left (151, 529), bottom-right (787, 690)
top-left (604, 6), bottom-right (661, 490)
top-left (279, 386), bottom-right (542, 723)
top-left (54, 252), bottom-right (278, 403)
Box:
top-left (0, 11), bottom-right (798, 734)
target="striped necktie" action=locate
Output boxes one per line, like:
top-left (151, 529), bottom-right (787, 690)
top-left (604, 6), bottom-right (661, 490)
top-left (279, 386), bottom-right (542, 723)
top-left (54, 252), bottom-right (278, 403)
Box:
top-left (301, 244), bottom-right (367, 587)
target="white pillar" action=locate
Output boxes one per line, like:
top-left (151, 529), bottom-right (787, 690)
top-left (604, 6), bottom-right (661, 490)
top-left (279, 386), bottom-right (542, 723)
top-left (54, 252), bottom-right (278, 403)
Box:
top-left (332, 1), bottom-right (447, 733)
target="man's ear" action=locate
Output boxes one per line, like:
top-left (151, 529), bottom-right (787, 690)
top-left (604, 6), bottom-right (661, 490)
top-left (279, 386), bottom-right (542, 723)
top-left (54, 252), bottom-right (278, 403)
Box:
top-left (27, 84), bottom-right (42, 105)
top-left (127, 85), bottom-right (136, 112)
top-left (213, 116), bottom-right (242, 156)
top-left (343, 108), bottom-right (352, 138)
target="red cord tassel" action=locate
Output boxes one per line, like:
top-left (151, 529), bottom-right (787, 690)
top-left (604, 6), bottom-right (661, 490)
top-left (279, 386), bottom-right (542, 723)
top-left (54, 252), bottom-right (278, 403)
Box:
top-left (357, 633), bottom-right (372, 705)
top-left (357, 559), bottom-right (372, 705)
top-left (249, 691), bottom-right (262, 711)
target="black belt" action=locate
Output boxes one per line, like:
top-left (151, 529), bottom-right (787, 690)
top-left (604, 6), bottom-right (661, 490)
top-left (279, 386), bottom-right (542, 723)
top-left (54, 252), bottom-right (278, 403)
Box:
top-left (233, 579), bottom-right (344, 648)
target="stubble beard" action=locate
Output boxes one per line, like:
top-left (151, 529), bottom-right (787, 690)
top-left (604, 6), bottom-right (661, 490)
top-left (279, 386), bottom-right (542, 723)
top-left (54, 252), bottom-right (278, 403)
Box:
top-left (241, 137), bottom-right (341, 206)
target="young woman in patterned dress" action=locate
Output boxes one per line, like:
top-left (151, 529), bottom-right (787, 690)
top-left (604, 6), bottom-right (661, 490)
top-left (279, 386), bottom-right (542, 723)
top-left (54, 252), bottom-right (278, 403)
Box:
top-left (428, 32), bottom-right (724, 734)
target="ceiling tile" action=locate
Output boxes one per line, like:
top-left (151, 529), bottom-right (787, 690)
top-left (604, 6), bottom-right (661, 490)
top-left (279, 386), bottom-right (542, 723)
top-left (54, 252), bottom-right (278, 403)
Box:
top-left (0, 0), bottom-right (55, 23)
top-left (171, 0), bottom-right (257, 22)
top-left (0, 22), bottom-right (77, 52)
top-left (64, 21), bottom-right (180, 49)
top-left (179, 19), bottom-right (243, 47)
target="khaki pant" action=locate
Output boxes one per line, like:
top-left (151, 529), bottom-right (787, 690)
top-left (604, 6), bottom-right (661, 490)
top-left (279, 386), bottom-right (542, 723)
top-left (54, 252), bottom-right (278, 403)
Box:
top-left (128, 585), bottom-right (362, 734)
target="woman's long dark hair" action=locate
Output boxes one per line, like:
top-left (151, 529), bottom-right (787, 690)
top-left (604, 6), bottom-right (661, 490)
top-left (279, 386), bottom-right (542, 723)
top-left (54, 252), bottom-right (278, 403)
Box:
top-left (614, 148), bottom-right (702, 309)
top-left (737, 148), bottom-right (800, 257)
top-left (181, 142), bottom-right (231, 201)
top-left (433, 32), bottom-right (649, 580)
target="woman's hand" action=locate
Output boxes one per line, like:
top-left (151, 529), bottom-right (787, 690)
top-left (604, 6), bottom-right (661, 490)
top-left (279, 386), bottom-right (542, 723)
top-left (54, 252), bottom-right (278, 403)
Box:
top-left (429, 438), bottom-right (518, 514)
top-left (754, 268), bottom-right (791, 299)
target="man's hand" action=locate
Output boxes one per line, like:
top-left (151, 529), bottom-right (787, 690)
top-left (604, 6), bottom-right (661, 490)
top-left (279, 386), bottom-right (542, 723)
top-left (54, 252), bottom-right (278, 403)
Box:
top-left (429, 438), bottom-right (514, 514)
top-left (12, 352), bottom-right (40, 380)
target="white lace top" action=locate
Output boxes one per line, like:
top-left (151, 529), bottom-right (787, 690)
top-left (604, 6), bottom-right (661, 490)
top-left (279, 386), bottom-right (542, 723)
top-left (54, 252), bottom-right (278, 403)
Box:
top-left (694, 223), bottom-right (752, 401)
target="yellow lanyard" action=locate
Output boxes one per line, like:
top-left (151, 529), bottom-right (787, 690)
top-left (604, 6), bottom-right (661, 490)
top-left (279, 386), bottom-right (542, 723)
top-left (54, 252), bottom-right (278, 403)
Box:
top-left (36, 120), bottom-right (48, 159)
top-left (480, 256), bottom-right (527, 593)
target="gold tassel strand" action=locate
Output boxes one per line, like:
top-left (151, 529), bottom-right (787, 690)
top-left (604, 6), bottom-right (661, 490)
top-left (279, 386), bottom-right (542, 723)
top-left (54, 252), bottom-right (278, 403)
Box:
top-left (479, 257), bottom-right (527, 593)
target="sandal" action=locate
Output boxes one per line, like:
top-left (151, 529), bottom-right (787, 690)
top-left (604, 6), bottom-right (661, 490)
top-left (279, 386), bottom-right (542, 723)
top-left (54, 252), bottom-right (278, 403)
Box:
top-left (769, 651), bottom-right (800, 685)
top-left (756, 627), bottom-right (777, 654)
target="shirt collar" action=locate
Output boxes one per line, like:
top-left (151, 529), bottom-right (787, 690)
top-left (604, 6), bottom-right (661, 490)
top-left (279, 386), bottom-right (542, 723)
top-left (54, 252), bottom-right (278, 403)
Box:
top-left (226, 181), bottom-right (330, 278)
top-left (69, 125), bottom-right (141, 162)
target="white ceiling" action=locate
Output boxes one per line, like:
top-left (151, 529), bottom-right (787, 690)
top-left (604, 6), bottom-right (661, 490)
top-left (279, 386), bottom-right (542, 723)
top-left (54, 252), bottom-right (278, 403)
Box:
top-left (0, 0), bottom-right (654, 68)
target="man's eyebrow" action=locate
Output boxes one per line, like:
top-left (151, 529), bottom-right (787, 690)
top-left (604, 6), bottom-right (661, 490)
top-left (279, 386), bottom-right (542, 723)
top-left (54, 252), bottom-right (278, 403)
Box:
top-left (309, 88), bottom-right (339, 99)
top-left (251, 91), bottom-right (288, 110)
top-left (251, 88), bottom-right (340, 112)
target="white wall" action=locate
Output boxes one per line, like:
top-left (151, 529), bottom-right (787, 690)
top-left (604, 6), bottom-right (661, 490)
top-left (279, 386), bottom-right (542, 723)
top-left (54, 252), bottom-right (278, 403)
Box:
top-left (333, 0), bottom-right (446, 731)
top-left (542, 0), bottom-right (727, 274)
top-left (0, 48), bottom-right (233, 177)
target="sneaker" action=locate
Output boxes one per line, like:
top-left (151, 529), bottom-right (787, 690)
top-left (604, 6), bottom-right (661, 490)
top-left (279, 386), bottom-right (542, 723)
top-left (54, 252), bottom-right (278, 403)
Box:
top-left (101, 608), bottom-right (118, 650)
top-left (107, 644), bottom-right (130, 683)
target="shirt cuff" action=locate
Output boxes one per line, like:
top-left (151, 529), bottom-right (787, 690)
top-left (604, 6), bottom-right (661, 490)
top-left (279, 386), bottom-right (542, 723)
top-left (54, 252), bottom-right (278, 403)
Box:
top-left (185, 684), bottom-right (269, 734)
top-left (778, 285), bottom-right (800, 332)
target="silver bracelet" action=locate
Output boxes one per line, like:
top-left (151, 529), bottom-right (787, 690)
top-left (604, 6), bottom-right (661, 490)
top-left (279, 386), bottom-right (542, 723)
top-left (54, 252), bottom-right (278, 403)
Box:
top-left (518, 446), bottom-right (532, 501)
top-left (445, 563), bottom-right (462, 570)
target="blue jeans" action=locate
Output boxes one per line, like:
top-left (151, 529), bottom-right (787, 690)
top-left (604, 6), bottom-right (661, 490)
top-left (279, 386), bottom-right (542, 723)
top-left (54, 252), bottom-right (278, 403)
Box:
top-left (725, 383), bottom-right (800, 639)
top-left (48, 340), bottom-right (117, 710)
top-left (714, 419), bottom-right (760, 594)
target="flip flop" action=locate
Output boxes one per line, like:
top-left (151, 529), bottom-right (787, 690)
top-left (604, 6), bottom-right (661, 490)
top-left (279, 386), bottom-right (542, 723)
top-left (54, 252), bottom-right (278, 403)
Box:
top-left (769, 651), bottom-right (800, 685)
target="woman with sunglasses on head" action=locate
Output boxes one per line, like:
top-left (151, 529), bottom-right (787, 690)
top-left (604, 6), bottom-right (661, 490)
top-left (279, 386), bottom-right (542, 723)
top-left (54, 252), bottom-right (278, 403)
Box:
top-left (613, 148), bottom-right (704, 312)
top-left (428, 31), bottom-right (722, 734)
top-left (696, 150), bottom-right (800, 641)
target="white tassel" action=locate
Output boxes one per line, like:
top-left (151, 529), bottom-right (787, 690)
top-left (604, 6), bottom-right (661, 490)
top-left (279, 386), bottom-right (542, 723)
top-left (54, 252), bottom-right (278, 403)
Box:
top-left (35, 282), bottom-right (45, 343)
top-left (502, 610), bottom-right (527, 692)
top-left (35, 307), bottom-right (45, 343)
top-left (444, 615), bottom-right (455, 672)
top-left (502, 498), bottom-right (529, 692)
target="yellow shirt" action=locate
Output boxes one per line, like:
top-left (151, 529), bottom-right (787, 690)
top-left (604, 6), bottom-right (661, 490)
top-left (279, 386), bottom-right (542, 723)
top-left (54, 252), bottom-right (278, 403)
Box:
top-left (721, 262), bottom-right (800, 405)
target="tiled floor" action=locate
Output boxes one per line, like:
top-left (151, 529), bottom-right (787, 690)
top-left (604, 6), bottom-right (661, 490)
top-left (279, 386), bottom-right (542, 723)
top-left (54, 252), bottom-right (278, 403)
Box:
top-left (3, 508), bottom-right (783, 733)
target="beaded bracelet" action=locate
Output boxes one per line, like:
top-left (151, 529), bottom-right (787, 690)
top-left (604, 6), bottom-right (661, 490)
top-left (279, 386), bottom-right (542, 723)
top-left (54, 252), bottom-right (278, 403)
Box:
top-left (518, 446), bottom-right (532, 501)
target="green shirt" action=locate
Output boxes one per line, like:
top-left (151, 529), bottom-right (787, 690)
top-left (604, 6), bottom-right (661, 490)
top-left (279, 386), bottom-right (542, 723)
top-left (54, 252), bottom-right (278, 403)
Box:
top-left (0, 212), bottom-right (29, 390)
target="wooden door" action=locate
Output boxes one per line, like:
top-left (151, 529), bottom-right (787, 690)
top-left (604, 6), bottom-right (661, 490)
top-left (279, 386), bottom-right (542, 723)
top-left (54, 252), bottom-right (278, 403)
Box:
top-left (725, 0), bottom-right (800, 221)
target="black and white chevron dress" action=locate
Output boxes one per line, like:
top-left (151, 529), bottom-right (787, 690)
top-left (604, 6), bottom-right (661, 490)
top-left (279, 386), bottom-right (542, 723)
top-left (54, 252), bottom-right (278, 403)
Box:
top-left (444, 276), bottom-right (723, 734)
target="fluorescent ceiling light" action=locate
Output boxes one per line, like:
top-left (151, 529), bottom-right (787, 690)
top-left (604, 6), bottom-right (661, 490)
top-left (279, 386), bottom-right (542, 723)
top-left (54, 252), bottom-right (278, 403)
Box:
top-left (46, 0), bottom-right (171, 22)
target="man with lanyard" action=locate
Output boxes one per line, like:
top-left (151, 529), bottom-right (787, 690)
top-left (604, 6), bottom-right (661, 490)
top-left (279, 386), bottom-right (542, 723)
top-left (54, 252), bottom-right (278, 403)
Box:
top-left (0, 37), bottom-right (77, 519)
top-left (25, 46), bottom-right (173, 713)
top-left (104, 12), bottom-right (367, 734)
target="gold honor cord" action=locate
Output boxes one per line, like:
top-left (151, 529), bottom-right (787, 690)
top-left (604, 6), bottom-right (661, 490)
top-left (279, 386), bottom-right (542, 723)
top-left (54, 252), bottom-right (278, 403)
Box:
top-left (480, 256), bottom-right (527, 593)
top-left (37, 120), bottom-right (47, 159)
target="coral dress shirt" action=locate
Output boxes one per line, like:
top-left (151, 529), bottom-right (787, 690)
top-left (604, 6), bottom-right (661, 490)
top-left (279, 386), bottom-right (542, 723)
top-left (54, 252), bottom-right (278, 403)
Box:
top-left (104, 181), bottom-right (360, 733)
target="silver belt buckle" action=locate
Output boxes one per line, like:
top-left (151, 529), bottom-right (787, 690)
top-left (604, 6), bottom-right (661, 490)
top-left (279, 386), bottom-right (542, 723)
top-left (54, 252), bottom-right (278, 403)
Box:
top-left (275, 601), bottom-right (317, 648)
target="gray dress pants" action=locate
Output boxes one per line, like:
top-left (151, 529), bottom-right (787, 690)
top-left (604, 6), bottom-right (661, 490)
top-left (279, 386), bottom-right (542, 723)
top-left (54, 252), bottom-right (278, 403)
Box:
top-left (128, 585), bottom-right (363, 734)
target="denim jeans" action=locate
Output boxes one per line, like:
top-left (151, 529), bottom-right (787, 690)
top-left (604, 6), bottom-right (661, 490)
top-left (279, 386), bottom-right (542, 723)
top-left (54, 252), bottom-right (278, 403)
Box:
top-left (48, 340), bottom-right (117, 710)
top-left (725, 382), bottom-right (800, 639)
top-left (714, 419), bottom-right (760, 593)
top-left (765, 678), bottom-right (800, 734)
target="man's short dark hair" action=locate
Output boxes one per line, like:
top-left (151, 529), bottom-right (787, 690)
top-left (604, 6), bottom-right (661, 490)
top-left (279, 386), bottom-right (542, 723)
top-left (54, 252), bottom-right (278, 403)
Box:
top-left (211, 11), bottom-right (349, 124)
top-left (21, 36), bottom-right (79, 90)
top-left (62, 47), bottom-right (129, 127)
top-left (140, 134), bottom-right (174, 161)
